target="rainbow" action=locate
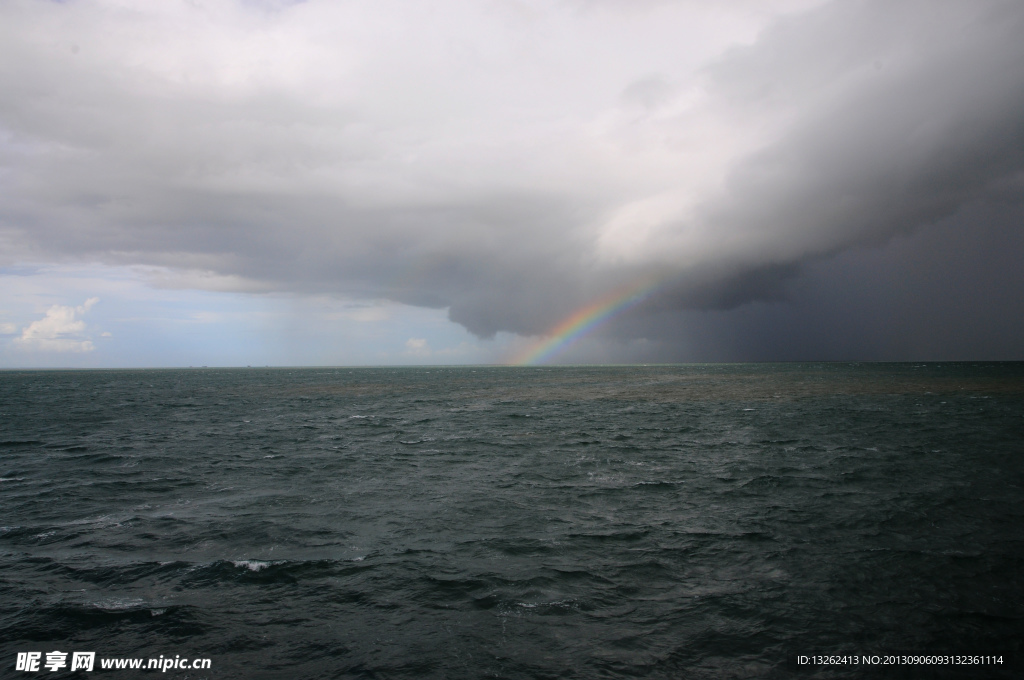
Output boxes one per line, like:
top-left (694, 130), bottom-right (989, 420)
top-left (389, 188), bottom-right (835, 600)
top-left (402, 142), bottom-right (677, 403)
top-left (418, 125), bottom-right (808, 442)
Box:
top-left (512, 277), bottom-right (662, 365)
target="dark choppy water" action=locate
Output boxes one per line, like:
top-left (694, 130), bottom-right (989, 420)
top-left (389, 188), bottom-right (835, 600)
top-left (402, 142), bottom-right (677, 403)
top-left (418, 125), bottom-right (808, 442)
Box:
top-left (1, 364), bottom-right (1023, 678)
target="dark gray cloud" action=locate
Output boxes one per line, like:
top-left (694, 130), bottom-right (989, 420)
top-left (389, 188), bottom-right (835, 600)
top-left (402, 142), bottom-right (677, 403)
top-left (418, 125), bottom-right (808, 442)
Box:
top-left (1, 0), bottom-right (1022, 358)
top-left (644, 0), bottom-right (1024, 309)
top-left (581, 199), bottom-right (1024, 362)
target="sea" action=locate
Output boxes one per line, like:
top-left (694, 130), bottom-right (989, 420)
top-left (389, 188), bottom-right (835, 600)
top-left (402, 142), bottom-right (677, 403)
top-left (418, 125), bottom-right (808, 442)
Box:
top-left (1, 363), bottom-right (1022, 679)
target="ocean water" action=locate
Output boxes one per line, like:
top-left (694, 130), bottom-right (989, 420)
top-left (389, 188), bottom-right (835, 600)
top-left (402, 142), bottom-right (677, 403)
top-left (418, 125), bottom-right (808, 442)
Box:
top-left (1, 363), bottom-right (1022, 679)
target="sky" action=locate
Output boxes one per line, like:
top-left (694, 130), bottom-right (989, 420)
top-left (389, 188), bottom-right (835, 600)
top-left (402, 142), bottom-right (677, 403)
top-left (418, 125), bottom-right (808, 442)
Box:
top-left (1, 0), bottom-right (1022, 367)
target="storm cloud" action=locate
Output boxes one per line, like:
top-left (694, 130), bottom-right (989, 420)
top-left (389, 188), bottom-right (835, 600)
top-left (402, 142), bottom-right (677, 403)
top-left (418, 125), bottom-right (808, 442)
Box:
top-left (1, 0), bottom-right (1022, 354)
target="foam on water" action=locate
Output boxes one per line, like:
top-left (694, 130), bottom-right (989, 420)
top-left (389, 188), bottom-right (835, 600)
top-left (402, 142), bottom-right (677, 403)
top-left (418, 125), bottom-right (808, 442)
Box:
top-left (231, 560), bottom-right (274, 572)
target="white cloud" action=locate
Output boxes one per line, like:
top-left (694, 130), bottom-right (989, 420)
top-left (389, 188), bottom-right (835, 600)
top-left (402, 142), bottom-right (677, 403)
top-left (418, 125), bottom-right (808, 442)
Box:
top-left (343, 305), bottom-right (391, 323)
top-left (14, 298), bottom-right (99, 352)
top-left (404, 337), bottom-right (430, 357)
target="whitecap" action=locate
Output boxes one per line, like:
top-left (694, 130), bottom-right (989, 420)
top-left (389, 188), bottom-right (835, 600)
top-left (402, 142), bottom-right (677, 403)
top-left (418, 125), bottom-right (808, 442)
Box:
top-left (233, 560), bottom-right (273, 572)
top-left (95, 598), bottom-right (145, 610)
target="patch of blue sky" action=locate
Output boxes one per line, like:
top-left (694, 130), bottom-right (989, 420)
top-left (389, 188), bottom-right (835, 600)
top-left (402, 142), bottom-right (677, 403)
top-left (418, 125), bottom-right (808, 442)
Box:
top-left (0, 264), bottom-right (512, 368)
